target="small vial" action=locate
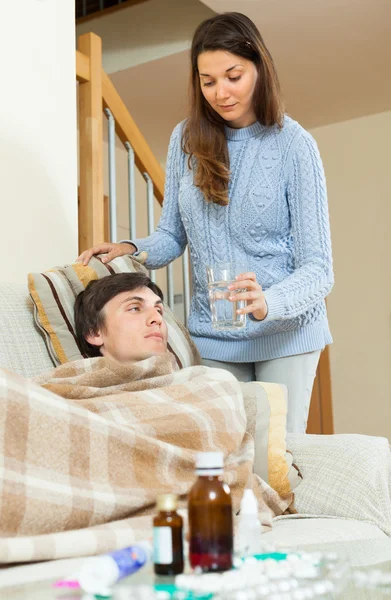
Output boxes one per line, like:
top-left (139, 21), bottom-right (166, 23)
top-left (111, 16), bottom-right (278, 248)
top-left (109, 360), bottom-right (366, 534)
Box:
top-left (188, 451), bottom-right (233, 572)
top-left (153, 493), bottom-right (184, 575)
top-left (236, 489), bottom-right (265, 558)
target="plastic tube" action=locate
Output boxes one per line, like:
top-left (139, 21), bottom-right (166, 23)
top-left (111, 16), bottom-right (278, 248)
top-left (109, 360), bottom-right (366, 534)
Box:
top-left (78, 541), bottom-right (152, 595)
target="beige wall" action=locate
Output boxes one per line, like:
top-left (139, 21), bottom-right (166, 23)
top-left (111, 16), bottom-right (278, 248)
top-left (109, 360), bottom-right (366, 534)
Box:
top-left (76, 0), bottom-right (213, 72)
top-left (310, 111), bottom-right (391, 438)
top-left (0, 1), bottom-right (78, 283)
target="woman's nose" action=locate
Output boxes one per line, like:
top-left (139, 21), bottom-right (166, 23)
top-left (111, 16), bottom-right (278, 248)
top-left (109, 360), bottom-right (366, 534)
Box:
top-left (215, 81), bottom-right (230, 101)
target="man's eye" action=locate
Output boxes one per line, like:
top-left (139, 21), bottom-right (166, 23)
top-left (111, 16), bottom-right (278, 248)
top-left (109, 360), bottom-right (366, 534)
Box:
top-left (127, 306), bottom-right (139, 312)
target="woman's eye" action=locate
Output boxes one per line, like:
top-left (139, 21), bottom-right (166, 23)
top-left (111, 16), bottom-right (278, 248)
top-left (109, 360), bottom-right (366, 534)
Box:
top-left (203, 81), bottom-right (213, 87)
top-left (229, 76), bottom-right (241, 82)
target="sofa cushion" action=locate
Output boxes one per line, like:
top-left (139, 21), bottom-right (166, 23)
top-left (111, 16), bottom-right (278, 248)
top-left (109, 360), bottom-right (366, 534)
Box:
top-left (0, 283), bottom-right (54, 378)
top-left (28, 255), bottom-right (200, 368)
top-left (242, 381), bottom-right (302, 494)
top-left (266, 516), bottom-right (391, 567)
top-left (287, 432), bottom-right (391, 536)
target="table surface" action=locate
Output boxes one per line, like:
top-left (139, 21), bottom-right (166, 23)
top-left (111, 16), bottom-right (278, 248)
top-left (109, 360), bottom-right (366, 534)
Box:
top-left (3, 543), bottom-right (391, 600)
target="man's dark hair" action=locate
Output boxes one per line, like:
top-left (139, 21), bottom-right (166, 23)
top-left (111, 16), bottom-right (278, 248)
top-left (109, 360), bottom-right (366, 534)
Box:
top-left (74, 272), bottom-right (164, 358)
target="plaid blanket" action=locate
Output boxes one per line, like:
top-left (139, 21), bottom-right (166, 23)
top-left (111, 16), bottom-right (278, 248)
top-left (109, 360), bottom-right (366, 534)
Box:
top-left (0, 353), bottom-right (292, 563)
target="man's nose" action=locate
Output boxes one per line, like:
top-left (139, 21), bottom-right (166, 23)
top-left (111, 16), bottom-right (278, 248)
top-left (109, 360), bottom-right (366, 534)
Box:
top-left (148, 308), bottom-right (163, 325)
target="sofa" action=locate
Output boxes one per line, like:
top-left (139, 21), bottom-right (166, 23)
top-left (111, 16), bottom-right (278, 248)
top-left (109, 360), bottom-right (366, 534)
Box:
top-left (0, 278), bottom-right (391, 590)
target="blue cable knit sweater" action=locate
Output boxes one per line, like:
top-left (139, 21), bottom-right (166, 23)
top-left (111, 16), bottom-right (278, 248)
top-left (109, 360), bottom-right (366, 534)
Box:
top-left (131, 116), bottom-right (334, 362)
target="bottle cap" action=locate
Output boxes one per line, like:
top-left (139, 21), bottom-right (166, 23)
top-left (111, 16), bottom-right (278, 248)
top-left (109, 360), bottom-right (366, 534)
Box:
top-left (156, 493), bottom-right (178, 511)
top-left (240, 488), bottom-right (259, 515)
top-left (195, 451), bottom-right (224, 475)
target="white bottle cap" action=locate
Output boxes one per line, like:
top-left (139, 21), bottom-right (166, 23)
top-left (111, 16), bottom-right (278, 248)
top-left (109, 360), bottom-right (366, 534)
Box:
top-left (240, 489), bottom-right (259, 515)
top-left (195, 451), bottom-right (224, 475)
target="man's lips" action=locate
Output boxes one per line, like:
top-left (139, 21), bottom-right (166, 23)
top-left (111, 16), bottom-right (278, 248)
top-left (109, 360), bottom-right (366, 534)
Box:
top-left (145, 332), bottom-right (163, 340)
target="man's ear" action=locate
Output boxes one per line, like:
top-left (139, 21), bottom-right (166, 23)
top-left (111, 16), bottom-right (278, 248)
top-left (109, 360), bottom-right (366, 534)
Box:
top-left (85, 329), bottom-right (104, 348)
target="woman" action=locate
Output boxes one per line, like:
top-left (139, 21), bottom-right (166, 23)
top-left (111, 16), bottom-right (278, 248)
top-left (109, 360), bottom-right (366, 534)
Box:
top-left (78, 12), bottom-right (334, 433)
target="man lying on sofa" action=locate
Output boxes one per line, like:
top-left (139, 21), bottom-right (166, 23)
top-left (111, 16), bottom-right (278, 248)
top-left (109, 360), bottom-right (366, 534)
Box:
top-left (0, 271), bottom-right (293, 553)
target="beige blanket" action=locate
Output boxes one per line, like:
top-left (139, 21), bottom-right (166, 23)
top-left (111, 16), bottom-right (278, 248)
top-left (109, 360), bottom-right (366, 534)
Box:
top-left (0, 353), bottom-right (292, 563)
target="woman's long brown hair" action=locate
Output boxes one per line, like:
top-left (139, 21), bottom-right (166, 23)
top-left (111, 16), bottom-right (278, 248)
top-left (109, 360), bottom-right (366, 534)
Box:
top-left (182, 12), bottom-right (284, 206)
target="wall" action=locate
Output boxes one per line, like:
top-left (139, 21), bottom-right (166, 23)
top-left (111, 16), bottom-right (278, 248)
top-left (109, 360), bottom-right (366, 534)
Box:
top-left (0, 0), bottom-right (77, 283)
top-left (310, 111), bottom-right (391, 438)
top-left (76, 0), bottom-right (214, 72)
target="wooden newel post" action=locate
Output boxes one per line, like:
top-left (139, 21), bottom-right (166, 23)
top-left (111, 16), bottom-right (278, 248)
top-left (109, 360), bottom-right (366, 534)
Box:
top-left (78, 33), bottom-right (105, 254)
top-left (307, 345), bottom-right (334, 434)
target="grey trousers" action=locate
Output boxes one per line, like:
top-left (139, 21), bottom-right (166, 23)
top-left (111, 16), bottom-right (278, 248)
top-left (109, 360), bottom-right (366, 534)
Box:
top-left (201, 351), bottom-right (321, 433)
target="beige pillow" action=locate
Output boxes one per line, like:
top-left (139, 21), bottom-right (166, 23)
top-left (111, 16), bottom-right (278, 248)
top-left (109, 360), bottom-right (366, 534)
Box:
top-left (242, 381), bottom-right (303, 497)
top-left (28, 255), bottom-right (200, 369)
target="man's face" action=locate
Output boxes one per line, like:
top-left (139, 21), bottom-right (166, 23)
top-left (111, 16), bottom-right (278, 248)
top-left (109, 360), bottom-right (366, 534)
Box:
top-left (86, 286), bottom-right (168, 364)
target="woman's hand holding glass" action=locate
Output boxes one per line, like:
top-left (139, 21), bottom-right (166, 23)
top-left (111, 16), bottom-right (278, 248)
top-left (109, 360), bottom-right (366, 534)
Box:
top-left (228, 272), bottom-right (268, 321)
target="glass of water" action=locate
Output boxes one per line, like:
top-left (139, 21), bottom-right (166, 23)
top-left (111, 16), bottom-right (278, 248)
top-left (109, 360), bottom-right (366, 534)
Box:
top-left (206, 262), bottom-right (247, 330)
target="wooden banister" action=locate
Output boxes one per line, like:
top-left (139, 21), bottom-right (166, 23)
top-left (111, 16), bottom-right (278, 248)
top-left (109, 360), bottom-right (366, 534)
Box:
top-left (76, 32), bottom-right (165, 255)
top-left (78, 33), bottom-right (105, 253)
top-left (101, 71), bottom-right (165, 205)
top-left (76, 50), bottom-right (90, 83)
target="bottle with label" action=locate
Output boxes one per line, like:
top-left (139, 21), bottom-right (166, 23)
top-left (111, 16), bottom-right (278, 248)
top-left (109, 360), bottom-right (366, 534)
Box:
top-left (188, 451), bottom-right (233, 572)
top-left (153, 493), bottom-right (184, 575)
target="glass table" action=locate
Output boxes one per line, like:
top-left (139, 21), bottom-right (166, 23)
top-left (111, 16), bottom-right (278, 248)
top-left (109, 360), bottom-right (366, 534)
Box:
top-left (3, 542), bottom-right (391, 600)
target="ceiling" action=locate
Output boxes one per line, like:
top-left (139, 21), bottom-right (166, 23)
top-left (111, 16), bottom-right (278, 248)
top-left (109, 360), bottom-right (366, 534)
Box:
top-left (109, 0), bottom-right (391, 161)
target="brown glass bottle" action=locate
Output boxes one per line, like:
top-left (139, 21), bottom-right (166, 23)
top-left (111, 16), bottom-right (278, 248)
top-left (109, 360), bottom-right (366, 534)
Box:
top-left (153, 494), bottom-right (184, 575)
top-left (188, 451), bottom-right (233, 572)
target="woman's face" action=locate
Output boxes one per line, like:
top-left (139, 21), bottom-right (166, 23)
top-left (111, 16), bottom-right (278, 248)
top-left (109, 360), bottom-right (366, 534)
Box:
top-left (197, 50), bottom-right (258, 129)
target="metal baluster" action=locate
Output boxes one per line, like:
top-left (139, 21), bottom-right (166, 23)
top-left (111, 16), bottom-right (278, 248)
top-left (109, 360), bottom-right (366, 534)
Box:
top-left (104, 108), bottom-right (117, 243)
top-left (142, 173), bottom-right (155, 283)
top-left (182, 247), bottom-right (191, 327)
top-left (167, 262), bottom-right (174, 311)
top-left (99, 0), bottom-right (104, 10)
top-left (82, 0), bottom-right (87, 17)
top-left (124, 142), bottom-right (136, 240)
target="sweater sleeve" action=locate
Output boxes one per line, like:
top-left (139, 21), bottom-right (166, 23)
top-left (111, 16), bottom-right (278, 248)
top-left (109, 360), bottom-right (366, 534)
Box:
top-left (122, 123), bottom-right (188, 269)
top-left (262, 130), bottom-right (334, 322)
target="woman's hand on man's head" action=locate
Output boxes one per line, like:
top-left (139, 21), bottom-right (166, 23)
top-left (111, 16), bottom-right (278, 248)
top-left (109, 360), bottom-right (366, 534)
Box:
top-left (76, 242), bottom-right (137, 266)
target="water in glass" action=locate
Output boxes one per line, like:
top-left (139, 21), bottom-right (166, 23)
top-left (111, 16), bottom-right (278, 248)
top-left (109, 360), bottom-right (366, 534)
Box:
top-left (208, 279), bottom-right (246, 329)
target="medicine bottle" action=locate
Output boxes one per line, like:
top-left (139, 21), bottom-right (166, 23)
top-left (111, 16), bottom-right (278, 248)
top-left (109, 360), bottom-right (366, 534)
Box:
top-left (153, 493), bottom-right (184, 575)
top-left (188, 451), bottom-right (233, 572)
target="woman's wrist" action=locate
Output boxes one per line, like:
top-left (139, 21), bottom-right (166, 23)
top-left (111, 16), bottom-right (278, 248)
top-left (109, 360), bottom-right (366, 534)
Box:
top-left (119, 241), bottom-right (137, 254)
top-left (251, 300), bottom-right (268, 321)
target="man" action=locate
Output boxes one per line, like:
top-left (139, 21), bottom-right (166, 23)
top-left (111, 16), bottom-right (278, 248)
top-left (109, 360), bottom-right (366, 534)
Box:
top-left (74, 272), bottom-right (169, 364)
top-left (0, 272), bottom-right (291, 547)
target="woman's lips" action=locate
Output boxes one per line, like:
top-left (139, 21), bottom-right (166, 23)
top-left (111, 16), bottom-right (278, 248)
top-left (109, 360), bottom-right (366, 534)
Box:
top-left (219, 103), bottom-right (237, 111)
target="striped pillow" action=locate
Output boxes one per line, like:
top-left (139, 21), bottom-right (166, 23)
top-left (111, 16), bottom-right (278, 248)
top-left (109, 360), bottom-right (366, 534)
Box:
top-left (28, 255), bottom-right (200, 369)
